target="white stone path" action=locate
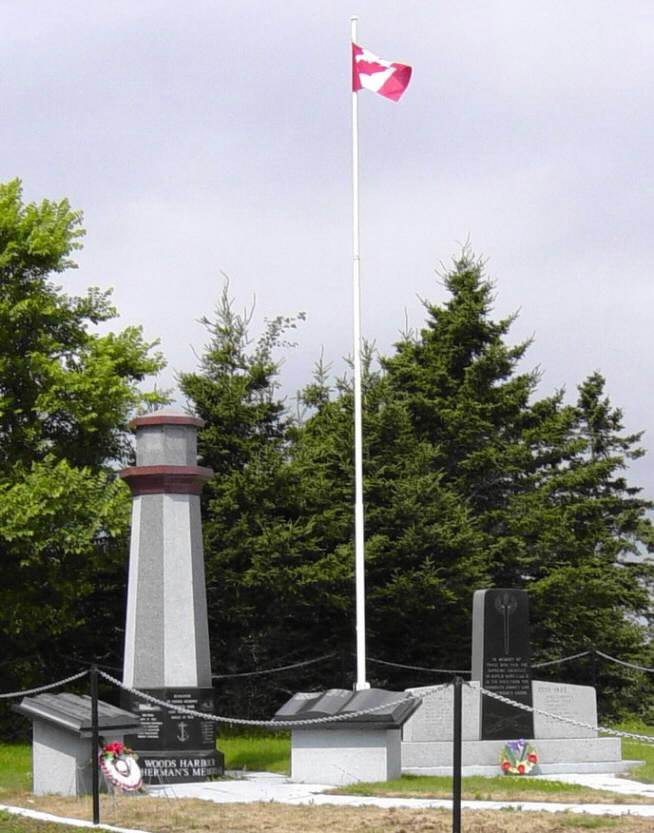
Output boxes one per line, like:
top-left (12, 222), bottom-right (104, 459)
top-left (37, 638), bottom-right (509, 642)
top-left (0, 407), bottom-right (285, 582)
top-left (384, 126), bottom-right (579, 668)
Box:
top-left (0, 803), bottom-right (150, 833)
top-left (4, 770), bottom-right (654, 831)
top-left (147, 769), bottom-right (654, 816)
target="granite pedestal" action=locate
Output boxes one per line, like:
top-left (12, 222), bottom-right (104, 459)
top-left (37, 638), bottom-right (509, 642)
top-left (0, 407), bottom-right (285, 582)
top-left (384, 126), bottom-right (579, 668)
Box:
top-left (291, 727), bottom-right (402, 786)
top-left (274, 688), bottom-right (419, 786)
top-left (401, 680), bottom-right (627, 775)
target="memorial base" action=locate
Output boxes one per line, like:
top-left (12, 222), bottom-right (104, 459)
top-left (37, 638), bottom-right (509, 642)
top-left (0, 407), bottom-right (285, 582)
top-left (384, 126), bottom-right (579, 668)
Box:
top-left (291, 728), bottom-right (401, 786)
top-left (402, 737), bottom-right (628, 776)
top-left (137, 749), bottom-right (223, 784)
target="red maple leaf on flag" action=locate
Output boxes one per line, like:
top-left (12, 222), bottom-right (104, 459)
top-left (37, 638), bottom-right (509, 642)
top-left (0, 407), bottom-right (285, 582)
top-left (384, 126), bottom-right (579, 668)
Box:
top-left (352, 42), bottom-right (412, 101)
top-left (356, 60), bottom-right (388, 76)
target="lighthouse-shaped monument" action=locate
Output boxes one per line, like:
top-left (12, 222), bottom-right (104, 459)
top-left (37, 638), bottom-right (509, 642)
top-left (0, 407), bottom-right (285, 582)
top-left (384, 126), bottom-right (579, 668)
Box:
top-left (119, 411), bottom-right (222, 783)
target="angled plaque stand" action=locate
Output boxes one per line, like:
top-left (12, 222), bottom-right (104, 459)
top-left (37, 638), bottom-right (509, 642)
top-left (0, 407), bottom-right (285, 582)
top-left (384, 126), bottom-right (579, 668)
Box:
top-left (274, 687), bottom-right (419, 785)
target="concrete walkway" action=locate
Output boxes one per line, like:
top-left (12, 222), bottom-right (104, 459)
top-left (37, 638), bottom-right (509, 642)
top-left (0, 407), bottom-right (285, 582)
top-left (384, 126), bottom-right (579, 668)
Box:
top-left (146, 770), bottom-right (654, 817)
top-left (4, 770), bottom-right (654, 830)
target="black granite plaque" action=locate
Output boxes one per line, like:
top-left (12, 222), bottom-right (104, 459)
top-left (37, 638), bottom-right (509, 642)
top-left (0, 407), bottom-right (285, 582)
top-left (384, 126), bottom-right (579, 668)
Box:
top-left (122, 687), bottom-right (224, 783)
top-left (471, 589), bottom-right (534, 740)
top-left (273, 687), bottom-right (420, 730)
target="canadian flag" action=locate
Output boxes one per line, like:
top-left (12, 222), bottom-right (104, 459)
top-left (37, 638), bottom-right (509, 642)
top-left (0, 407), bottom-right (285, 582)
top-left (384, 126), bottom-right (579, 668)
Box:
top-left (352, 42), bottom-right (412, 102)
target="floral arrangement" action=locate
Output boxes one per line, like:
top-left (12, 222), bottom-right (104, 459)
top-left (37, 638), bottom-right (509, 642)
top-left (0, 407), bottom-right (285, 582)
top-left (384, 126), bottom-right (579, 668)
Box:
top-left (99, 741), bottom-right (143, 791)
top-left (100, 741), bottom-right (135, 761)
top-left (499, 739), bottom-right (538, 775)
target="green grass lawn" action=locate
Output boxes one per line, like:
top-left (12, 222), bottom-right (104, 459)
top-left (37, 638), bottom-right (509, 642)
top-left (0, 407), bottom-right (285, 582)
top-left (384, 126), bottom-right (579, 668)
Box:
top-left (0, 746), bottom-right (31, 795)
top-left (0, 811), bottom-right (92, 833)
top-left (219, 730), bottom-right (290, 773)
top-left (1, 720), bottom-right (654, 804)
top-left (332, 772), bottom-right (628, 801)
top-left (610, 720), bottom-right (654, 783)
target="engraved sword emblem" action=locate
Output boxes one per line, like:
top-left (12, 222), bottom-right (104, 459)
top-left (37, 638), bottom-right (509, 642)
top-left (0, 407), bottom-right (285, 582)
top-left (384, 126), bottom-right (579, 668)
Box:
top-left (494, 592), bottom-right (518, 655)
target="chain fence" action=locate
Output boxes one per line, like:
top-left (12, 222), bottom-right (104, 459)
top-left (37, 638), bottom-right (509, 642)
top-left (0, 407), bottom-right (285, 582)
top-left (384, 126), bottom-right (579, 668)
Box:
top-left (98, 670), bottom-right (456, 728)
top-left (475, 682), bottom-right (654, 745)
top-left (4, 646), bottom-right (653, 701)
top-left (595, 650), bottom-right (654, 674)
top-left (0, 670), bottom-right (88, 700)
top-left (530, 650), bottom-right (592, 669)
top-left (212, 652), bottom-right (337, 680)
top-left (368, 656), bottom-right (471, 674)
top-left (3, 663), bottom-right (654, 750)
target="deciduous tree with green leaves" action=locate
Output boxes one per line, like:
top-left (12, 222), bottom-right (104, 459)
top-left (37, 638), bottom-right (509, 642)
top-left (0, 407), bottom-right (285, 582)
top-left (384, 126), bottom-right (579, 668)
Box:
top-left (0, 180), bottom-right (165, 727)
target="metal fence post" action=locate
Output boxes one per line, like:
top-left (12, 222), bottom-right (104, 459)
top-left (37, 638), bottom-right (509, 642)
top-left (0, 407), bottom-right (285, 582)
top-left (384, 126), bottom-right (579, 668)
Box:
top-left (452, 675), bottom-right (462, 833)
top-left (90, 664), bottom-right (100, 826)
top-left (590, 647), bottom-right (598, 689)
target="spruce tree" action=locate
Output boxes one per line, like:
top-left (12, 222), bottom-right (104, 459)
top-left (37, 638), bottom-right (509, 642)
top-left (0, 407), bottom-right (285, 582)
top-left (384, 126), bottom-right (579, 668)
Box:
top-left (184, 254), bottom-right (654, 717)
top-left (178, 287), bottom-right (339, 713)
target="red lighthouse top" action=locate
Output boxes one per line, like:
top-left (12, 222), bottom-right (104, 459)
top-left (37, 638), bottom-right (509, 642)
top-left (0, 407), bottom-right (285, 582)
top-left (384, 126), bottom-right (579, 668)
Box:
top-left (120, 410), bottom-right (212, 496)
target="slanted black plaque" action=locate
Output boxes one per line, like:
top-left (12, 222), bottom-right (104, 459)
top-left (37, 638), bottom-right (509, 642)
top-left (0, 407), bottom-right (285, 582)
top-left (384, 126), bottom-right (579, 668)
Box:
top-left (471, 589), bottom-right (534, 740)
top-left (14, 693), bottom-right (141, 736)
top-left (122, 687), bottom-right (223, 784)
top-left (273, 687), bottom-right (419, 730)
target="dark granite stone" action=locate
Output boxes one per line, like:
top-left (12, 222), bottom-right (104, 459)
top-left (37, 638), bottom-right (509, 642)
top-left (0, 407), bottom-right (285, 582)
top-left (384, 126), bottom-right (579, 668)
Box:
top-left (14, 693), bottom-right (141, 737)
top-left (122, 687), bottom-right (223, 784)
top-left (273, 687), bottom-right (419, 730)
top-left (471, 588), bottom-right (534, 740)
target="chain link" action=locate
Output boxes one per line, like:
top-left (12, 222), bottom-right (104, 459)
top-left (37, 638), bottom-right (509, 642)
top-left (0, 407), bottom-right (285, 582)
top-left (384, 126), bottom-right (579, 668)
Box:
top-left (595, 650), bottom-right (654, 674)
top-left (99, 670), bottom-right (453, 727)
top-left (8, 666), bottom-right (653, 745)
top-left (370, 648), bottom-right (654, 674)
top-left (368, 657), bottom-right (471, 675)
top-left (0, 669), bottom-right (89, 700)
top-left (213, 653), bottom-right (336, 680)
top-left (531, 650), bottom-right (592, 669)
top-left (475, 683), bottom-right (654, 745)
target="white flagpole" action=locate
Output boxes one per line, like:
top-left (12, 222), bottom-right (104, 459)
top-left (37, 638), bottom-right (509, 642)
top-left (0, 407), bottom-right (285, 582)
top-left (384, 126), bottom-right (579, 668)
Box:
top-left (351, 14), bottom-right (369, 691)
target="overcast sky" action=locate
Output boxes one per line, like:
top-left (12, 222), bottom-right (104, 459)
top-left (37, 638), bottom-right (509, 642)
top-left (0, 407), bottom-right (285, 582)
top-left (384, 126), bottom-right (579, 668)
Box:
top-left (3, 2), bottom-right (653, 494)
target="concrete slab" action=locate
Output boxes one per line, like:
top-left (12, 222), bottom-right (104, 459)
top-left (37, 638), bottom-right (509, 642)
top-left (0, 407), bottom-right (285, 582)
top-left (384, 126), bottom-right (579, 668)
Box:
top-left (405, 759), bottom-right (641, 777)
top-left (145, 769), bottom-right (654, 817)
top-left (7, 770), bottom-right (654, 824)
top-left (402, 736), bottom-right (622, 771)
top-left (536, 771), bottom-right (654, 799)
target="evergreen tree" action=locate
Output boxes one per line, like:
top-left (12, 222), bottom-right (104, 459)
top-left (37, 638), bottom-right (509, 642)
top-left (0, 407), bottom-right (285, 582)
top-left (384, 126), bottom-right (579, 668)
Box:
top-left (504, 373), bottom-right (654, 715)
top-left (184, 253), bottom-right (654, 717)
top-left (297, 253), bottom-right (654, 707)
top-left (179, 287), bottom-right (341, 713)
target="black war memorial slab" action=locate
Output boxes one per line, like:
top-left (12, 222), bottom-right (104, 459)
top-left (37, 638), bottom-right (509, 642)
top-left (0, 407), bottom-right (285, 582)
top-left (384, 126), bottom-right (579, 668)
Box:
top-left (123, 688), bottom-right (220, 783)
top-left (471, 588), bottom-right (534, 740)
